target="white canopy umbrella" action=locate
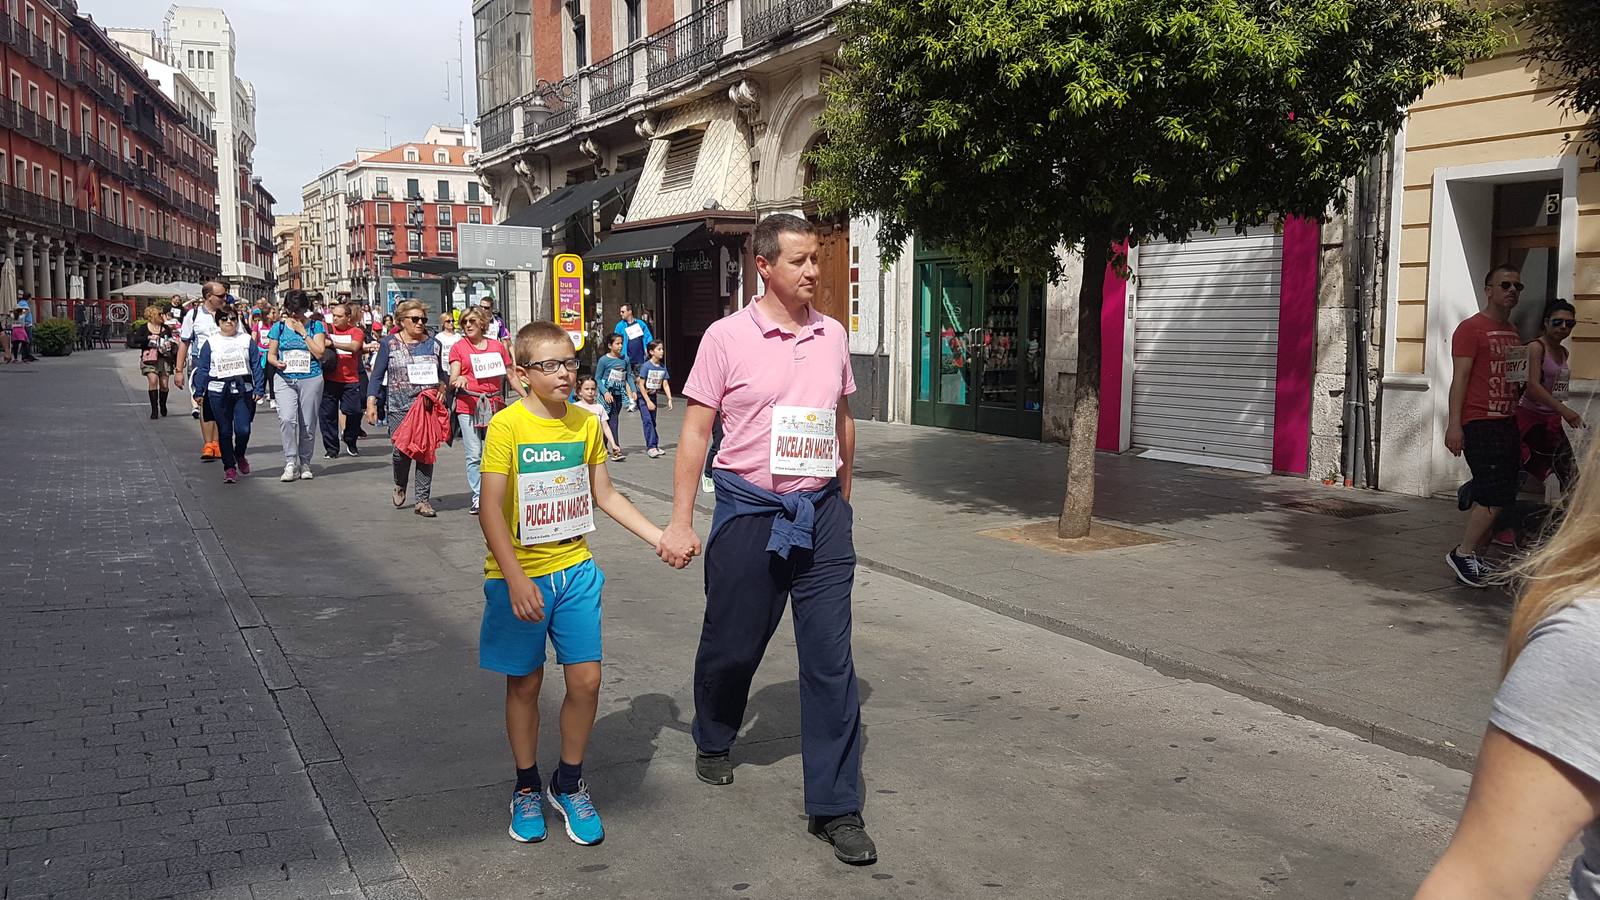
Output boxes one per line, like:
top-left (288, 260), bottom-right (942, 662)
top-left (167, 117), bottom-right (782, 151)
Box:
top-left (111, 281), bottom-right (181, 299)
top-left (0, 257), bottom-right (16, 317)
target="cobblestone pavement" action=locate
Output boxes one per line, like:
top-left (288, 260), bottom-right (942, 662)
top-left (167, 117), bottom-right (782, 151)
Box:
top-left (0, 353), bottom-right (421, 900)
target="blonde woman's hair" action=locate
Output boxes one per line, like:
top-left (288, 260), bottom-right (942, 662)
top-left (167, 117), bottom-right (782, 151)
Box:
top-left (461, 307), bottom-right (492, 331)
top-left (144, 304), bottom-right (166, 321)
top-left (1504, 432), bottom-right (1600, 674)
top-left (394, 299), bottom-right (427, 320)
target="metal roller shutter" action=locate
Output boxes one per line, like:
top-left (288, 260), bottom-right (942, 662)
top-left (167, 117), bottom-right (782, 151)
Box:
top-left (1131, 226), bottom-right (1282, 473)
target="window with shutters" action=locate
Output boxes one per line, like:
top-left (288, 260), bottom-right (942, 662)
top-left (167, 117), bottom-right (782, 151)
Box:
top-left (661, 129), bottom-right (703, 192)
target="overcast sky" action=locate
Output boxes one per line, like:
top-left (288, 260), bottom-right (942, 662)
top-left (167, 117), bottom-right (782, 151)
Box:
top-left (101, 0), bottom-right (479, 214)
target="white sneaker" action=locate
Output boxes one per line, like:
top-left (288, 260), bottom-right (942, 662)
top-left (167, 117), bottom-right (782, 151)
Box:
top-left (267, 399), bottom-right (277, 410)
top-left (648, 448), bottom-right (663, 458)
top-left (280, 465), bottom-right (298, 483)
top-left (299, 467), bottom-right (315, 480)
top-left (700, 475), bottom-right (715, 494)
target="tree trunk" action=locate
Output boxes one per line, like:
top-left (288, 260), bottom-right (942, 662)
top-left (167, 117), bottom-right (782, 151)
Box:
top-left (1058, 235), bottom-right (1111, 539)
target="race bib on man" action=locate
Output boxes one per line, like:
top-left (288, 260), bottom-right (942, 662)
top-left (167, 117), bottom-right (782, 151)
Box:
top-left (515, 442), bottom-right (595, 546)
top-left (1504, 345), bottom-right (1530, 385)
top-left (211, 351), bottom-right (249, 379)
top-left (406, 357), bottom-right (439, 384)
top-left (769, 406), bottom-right (839, 477)
top-left (625, 323), bottom-right (644, 341)
top-left (470, 352), bottom-right (506, 379)
top-left (283, 350), bottom-right (312, 375)
top-left (645, 370), bottom-right (664, 392)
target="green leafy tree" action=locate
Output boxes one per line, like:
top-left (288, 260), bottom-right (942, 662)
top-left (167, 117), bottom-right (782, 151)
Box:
top-left (811, 0), bottom-right (1497, 537)
top-left (1519, 0), bottom-right (1600, 150)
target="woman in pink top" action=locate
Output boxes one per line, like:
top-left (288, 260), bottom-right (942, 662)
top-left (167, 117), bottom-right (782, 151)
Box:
top-left (448, 308), bottom-right (525, 515)
top-left (1518, 299), bottom-right (1584, 494)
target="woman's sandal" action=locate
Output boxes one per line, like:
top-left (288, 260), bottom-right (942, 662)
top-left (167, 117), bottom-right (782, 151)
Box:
top-left (392, 488), bottom-right (407, 509)
top-left (414, 501), bottom-right (437, 518)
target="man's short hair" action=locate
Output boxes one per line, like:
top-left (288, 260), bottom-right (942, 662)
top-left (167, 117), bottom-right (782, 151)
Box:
top-left (753, 213), bottom-right (817, 263)
top-left (202, 280), bottom-right (226, 300)
top-left (513, 321), bottom-right (572, 367)
top-left (1483, 263), bottom-right (1521, 286)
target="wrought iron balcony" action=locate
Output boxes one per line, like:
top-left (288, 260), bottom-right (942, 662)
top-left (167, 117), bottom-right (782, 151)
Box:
top-left (10, 101), bottom-right (43, 142)
top-left (647, 1), bottom-right (727, 89)
top-left (145, 236), bottom-right (178, 260)
top-left (589, 48), bottom-right (634, 114)
top-left (0, 184), bottom-right (77, 230)
top-left (533, 74), bottom-right (580, 135)
top-left (743, 0), bottom-right (830, 44)
top-left (480, 104), bottom-right (514, 154)
top-left (89, 213), bottom-right (140, 249)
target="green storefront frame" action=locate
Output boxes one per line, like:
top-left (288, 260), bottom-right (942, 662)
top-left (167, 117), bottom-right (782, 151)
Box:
top-left (911, 243), bottom-right (1045, 440)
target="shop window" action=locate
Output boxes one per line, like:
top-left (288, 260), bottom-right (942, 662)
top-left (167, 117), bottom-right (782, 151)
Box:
top-left (661, 129), bottom-right (703, 192)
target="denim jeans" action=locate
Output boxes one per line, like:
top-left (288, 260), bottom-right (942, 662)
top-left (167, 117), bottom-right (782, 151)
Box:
top-left (207, 390), bottom-right (255, 469)
top-left (639, 395), bottom-right (660, 450)
top-left (605, 394), bottom-right (625, 447)
top-left (457, 413), bottom-right (484, 502)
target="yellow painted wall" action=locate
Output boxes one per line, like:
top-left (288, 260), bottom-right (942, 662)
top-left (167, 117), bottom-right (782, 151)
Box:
top-left (1396, 45), bottom-right (1599, 377)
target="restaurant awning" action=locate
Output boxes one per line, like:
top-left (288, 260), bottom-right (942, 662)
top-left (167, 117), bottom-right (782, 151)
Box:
top-left (584, 221), bottom-right (705, 272)
top-left (502, 169), bottom-right (642, 232)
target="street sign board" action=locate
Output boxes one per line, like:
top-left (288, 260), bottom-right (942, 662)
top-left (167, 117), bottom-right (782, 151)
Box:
top-left (553, 253), bottom-right (584, 350)
top-left (458, 223), bottom-right (544, 272)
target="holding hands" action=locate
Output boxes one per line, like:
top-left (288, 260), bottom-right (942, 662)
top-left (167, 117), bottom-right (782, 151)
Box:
top-left (657, 520), bottom-right (701, 569)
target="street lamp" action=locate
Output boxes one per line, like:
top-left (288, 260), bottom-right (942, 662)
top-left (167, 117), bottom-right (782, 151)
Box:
top-left (523, 92), bottom-right (553, 135)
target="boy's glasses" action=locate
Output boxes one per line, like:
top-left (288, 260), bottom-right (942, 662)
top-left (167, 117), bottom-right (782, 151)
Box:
top-left (520, 358), bottom-right (582, 374)
top-left (1550, 318), bottom-right (1576, 329)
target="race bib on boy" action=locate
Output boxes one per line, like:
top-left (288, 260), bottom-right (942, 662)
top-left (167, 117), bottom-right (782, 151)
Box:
top-left (469, 352), bottom-right (506, 379)
top-left (211, 351), bottom-right (248, 379)
top-left (769, 406), bottom-right (839, 477)
top-left (645, 370), bottom-right (665, 392)
top-left (1504, 345), bottom-right (1530, 385)
top-left (406, 357), bottom-right (439, 384)
top-left (515, 442), bottom-right (595, 546)
top-left (283, 349), bottom-right (312, 375)
top-left (625, 323), bottom-right (644, 341)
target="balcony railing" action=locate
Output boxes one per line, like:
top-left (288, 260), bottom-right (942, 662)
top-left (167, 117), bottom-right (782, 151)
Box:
top-left (77, 63), bottom-right (122, 110)
top-left (743, 0), bottom-right (830, 44)
top-left (80, 135), bottom-right (120, 173)
top-left (145, 236), bottom-right (177, 260)
top-left (89, 213), bottom-right (141, 249)
top-left (647, 1), bottom-right (727, 89)
top-left (481, 104), bottom-right (514, 154)
top-left (0, 184), bottom-right (80, 231)
top-left (533, 74), bottom-right (580, 135)
top-left (589, 48), bottom-right (634, 114)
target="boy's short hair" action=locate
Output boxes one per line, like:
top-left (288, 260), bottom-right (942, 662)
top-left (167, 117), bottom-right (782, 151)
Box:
top-left (646, 340), bottom-right (663, 354)
top-left (514, 321), bottom-right (573, 367)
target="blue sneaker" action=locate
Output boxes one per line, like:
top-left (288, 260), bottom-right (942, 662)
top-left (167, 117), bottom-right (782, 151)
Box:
top-left (508, 789), bottom-right (546, 843)
top-left (546, 780), bottom-right (604, 845)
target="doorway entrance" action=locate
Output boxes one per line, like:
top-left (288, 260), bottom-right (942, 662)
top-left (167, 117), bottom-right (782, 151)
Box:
top-left (911, 247), bottom-right (1044, 439)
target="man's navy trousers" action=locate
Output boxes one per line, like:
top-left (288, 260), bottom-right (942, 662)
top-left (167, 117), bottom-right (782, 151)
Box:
top-left (691, 473), bottom-right (864, 817)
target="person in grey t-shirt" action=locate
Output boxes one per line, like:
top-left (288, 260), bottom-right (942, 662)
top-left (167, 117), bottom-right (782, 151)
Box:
top-left (1415, 436), bottom-right (1600, 900)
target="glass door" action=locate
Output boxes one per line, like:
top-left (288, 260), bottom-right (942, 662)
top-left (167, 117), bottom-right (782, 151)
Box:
top-left (975, 272), bottom-right (1044, 439)
top-left (913, 261), bottom-right (978, 430)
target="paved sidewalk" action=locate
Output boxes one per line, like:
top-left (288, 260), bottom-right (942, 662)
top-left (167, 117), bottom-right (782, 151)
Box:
top-left (94, 349), bottom-right (1563, 898)
top-left (0, 352), bottom-right (419, 900)
top-left (604, 405), bottom-right (1507, 767)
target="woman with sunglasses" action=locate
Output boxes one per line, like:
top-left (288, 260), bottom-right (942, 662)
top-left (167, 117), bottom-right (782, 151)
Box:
top-left (449, 307), bottom-right (526, 515)
top-left (267, 290), bottom-right (330, 482)
top-left (367, 300), bottom-right (449, 517)
top-left (1517, 299), bottom-right (1585, 495)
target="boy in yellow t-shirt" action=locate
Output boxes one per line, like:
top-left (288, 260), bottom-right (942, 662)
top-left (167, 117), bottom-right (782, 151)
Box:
top-left (478, 320), bottom-right (664, 847)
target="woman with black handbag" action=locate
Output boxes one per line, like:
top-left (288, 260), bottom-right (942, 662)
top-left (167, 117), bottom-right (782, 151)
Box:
top-left (448, 307), bottom-right (526, 515)
top-left (130, 304), bottom-right (180, 418)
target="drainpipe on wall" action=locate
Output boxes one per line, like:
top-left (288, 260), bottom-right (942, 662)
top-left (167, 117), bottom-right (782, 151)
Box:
top-left (871, 233), bottom-right (887, 421)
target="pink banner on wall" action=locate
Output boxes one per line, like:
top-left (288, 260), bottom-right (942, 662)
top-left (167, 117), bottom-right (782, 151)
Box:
top-left (1097, 242), bottom-right (1130, 452)
top-left (1272, 217), bottom-right (1319, 475)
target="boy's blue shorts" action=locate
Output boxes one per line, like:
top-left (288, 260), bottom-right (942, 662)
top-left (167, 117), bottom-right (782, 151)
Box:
top-left (479, 559), bottom-right (604, 676)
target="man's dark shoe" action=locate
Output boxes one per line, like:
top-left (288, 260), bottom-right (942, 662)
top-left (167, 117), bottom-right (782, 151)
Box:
top-left (695, 752), bottom-right (733, 786)
top-left (809, 813), bottom-right (877, 865)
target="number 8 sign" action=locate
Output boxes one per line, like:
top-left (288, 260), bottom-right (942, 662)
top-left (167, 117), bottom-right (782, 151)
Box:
top-left (554, 253), bottom-right (584, 350)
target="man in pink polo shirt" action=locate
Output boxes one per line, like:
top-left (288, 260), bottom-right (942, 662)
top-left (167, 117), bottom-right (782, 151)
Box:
top-left (658, 213), bottom-right (874, 865)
